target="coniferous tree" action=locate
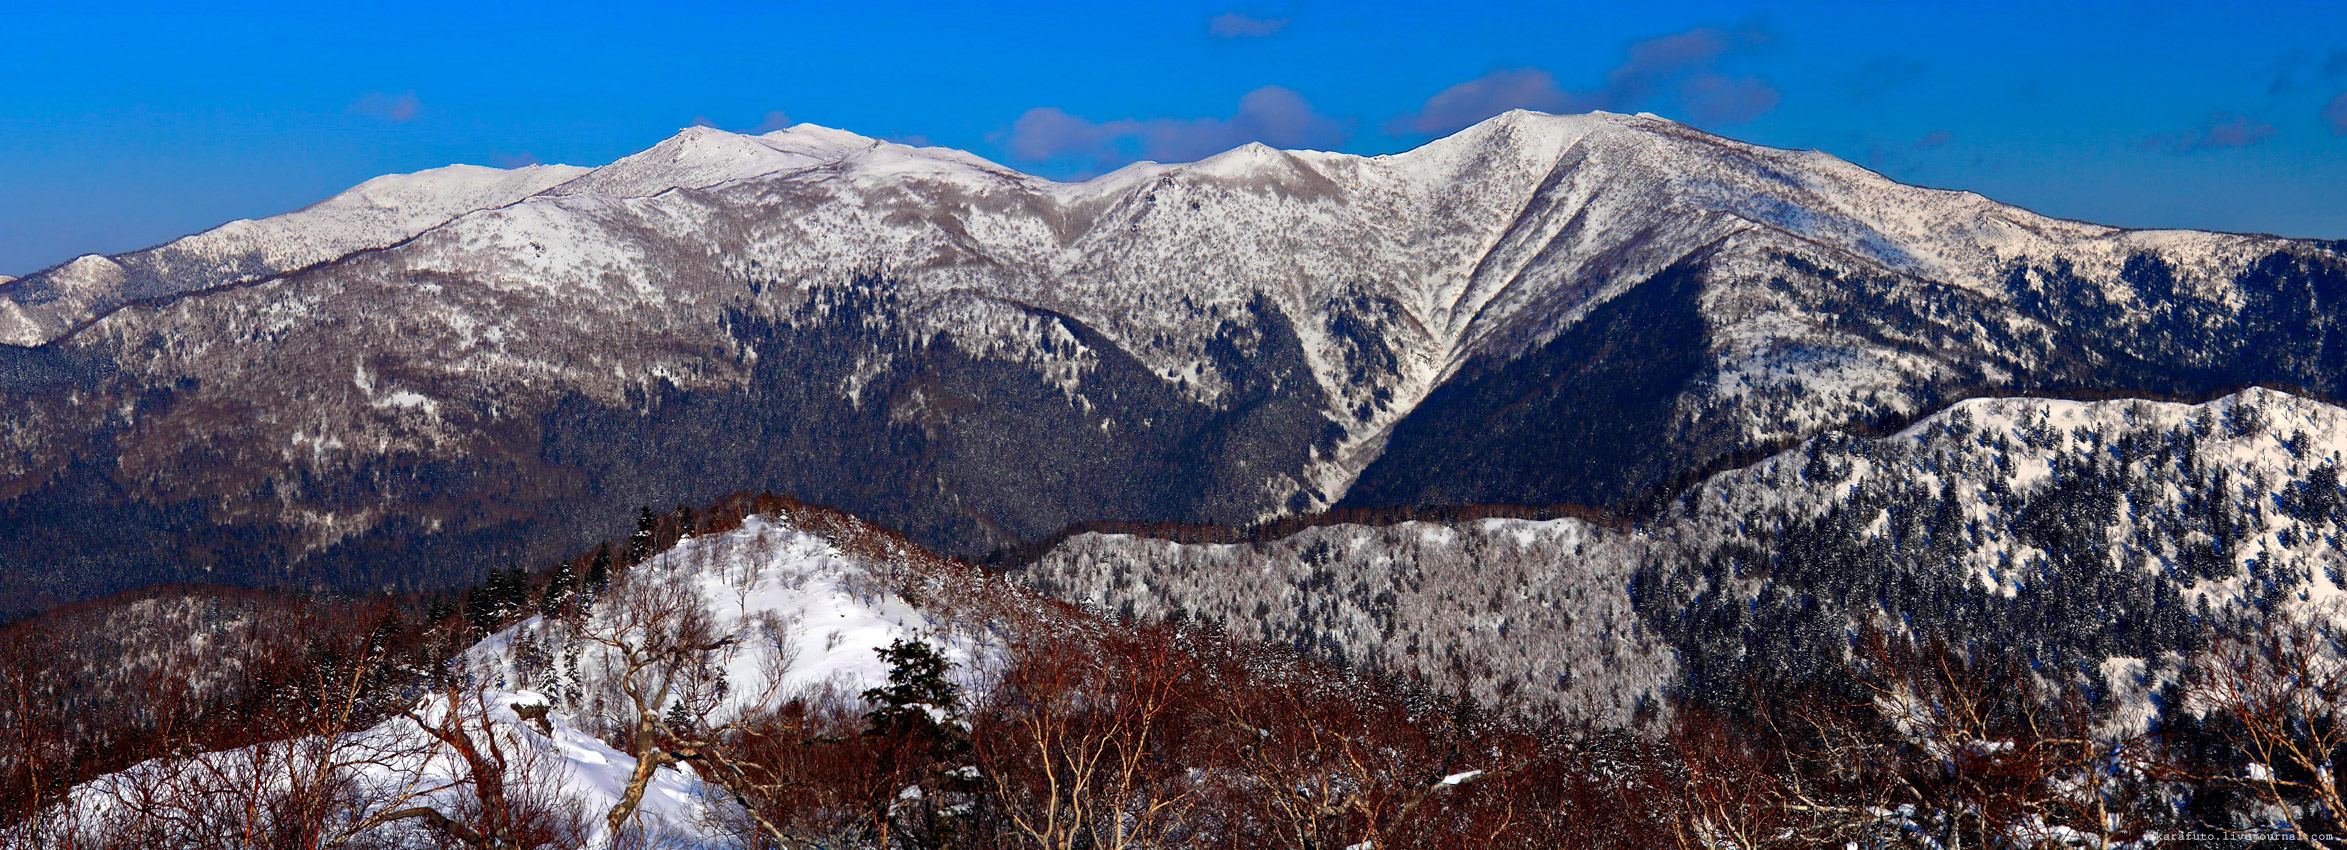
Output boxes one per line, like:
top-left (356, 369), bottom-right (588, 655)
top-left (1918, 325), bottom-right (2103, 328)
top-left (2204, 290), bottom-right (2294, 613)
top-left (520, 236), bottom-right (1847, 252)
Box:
top-left (502, 565), bottom-right (531, 622)
top-left (627, 507), bottom-right (658, 565)
top-left (465, 565), bottom-right (534, 632)
top-left (424, 596), bottom-right (457, 628)
top-left (539, 562), bottom-right (575, 619)
top-left (863, 639), bottom-right (962, 742)
top-left (856, 639), bottom-right (971, 847)
top-left (465, 578), bottom-right (503, 634)
top-left (583, 547), bottom-right (611, 603)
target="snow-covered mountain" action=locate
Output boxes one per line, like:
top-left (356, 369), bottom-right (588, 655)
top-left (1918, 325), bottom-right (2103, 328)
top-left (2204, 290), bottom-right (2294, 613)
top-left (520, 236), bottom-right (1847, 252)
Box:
top-left (2, 110), bottom-right (2343, 620)
top-left (0, 163), bottom-right (590, 345)
top-left (10, 510), bottom-right (1037, 848)
top-left (1637, 386), bottom-right (2347, 700)
top-left (1027, 387), bottom-right (2347, 724)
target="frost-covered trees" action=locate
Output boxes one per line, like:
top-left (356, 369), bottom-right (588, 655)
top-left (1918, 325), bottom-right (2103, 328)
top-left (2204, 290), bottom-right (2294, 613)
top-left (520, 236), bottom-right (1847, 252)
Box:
top-left (1027, 519), bottom-right (1674, 725)
top-left (1637, 389), bottom-right (2347, 702)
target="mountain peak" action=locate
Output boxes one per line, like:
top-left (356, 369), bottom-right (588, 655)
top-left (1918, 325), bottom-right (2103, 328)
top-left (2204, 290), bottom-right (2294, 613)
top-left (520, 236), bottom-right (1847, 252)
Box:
top-left (755, 122), bottom-right (877, 152)
top-left (62, 253), bottom-right (120, 273)
top-left (544, 125), bottom-right (860, 198)
top-left (1190, 140), bottom-right (1293, 174)
top-left (320, 162), bottom-right (588, 212)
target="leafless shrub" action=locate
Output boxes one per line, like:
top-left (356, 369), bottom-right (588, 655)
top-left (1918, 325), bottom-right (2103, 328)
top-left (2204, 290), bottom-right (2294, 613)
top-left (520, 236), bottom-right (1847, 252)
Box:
top-left (2186, 610), bottom-right (2347, 847)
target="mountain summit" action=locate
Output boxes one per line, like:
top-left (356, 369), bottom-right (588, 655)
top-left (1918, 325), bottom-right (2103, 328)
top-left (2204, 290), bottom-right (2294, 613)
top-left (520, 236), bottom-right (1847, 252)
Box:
top-left (1, 111), bottom-right (2341, 618)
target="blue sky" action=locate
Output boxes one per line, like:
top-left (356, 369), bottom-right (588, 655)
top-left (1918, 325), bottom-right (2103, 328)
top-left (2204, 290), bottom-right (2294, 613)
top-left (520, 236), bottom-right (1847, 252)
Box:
top-left (4, 0), bottom-right (2345, 275)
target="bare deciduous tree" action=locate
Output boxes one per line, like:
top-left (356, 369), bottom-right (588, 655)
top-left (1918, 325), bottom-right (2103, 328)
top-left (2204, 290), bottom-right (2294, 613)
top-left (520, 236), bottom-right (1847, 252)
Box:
top-left (562, 561), bottom-right (793, 845)
top-left (972, 628), bottom-right (1199, 850)
top-left (2188, 612), bottom-right (2347, 848)
top-left (367, 669), bottom-right (589, 850)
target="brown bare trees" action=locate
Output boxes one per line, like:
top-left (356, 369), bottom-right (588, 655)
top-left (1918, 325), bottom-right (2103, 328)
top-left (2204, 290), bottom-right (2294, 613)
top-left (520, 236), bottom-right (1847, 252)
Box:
top-left (551, 558), bottom-right (810, 846)
top-left (1198, 653), bottom-right (1471, 850)
top-left (1, 607), bottom-right (590, 850)
top-left (2187, 611), bottom-right (2347, 848)
top-left (28, 496), bottom-right (2347, 850)
top-left (367, 672), bottom-right (588, 850)
top-left (716, 686), bottom-right (918, 848)
top-left (1649, 629), bottom-right (2181, 850)
top-left (972, 629), bottom-right (1200, 850)
top-left (964, 624), bottom-right (1591, 850)
top-left (0, 623), bottom-right (70, 841)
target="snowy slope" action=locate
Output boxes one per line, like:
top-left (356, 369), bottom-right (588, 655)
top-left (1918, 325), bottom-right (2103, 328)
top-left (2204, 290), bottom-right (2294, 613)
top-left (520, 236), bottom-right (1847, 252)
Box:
top-left (1653, 388), bottom-right (2347, 635)
top-left (1675, 387), bottom-right (2347, 607)
top-left (479, 514), bottom-right (1011, 728)
top-left (1028, 387), bottom-right (2347, 725)
top-left (12, 512), bottom-right (1030, 848)
top-left (1639, 387), bottom-right (2347, 704)
top-left (4, 110), bottom-right (2342, 617)
top-left (0, 163), bottom-right (588, 345)
top-left (1028, 516), bottom-right (1674, 725)
top-left (26, 690), bottom-right (717, 848)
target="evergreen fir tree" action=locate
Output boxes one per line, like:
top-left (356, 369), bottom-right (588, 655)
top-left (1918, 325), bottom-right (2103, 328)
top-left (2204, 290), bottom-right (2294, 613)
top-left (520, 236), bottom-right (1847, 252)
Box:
top-left (859, 640), bottom-right (974, 850)
top-left (465, 565), bottom-right (534, 631)
top-left (583, 546), bottom-right (611, 604)
top-left (501, 565), bottom-right (531, 622)
top-left (663, 698), bottom-right (695, 733)
top-left (423, 596), bottom-right (457, 628)
top-left (862, 639), bottom-right (962, 744)
top-left (465, 578), bottom-right (502, 634)
top-left (539, 561), bottom-right (575, 618)
top-left (627, 507), bottom-right (657, 565)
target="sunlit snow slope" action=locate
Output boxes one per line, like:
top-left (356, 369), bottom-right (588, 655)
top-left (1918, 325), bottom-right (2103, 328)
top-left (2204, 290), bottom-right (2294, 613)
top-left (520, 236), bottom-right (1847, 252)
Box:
top-left (3, 110), bottom-right (2343, 618)
top-left (1031, 387), bottom-right (2347, 725)
top-left (15, 512), bottom-right (1024, 848)
top-left (0, 164), bottom-right (590, 345)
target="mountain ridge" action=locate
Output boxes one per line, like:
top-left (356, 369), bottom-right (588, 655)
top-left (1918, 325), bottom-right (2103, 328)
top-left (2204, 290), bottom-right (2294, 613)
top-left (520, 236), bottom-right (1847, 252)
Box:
top-left (2, 110), bottom-right (2342, 621)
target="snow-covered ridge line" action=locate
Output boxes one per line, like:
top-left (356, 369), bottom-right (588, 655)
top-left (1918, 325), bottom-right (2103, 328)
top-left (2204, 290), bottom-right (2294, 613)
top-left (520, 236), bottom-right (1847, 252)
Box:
top-left (8, 105), bottom-right (2339, 613)
top-left (1028, 386), bottom-right (2347, 727)
top-left (5, 107), bottom-right (2236, 356)
top-left (1027, 512), bottom-right (1674, 726)
top-left (0, 163), bottom-right (589, 346)
top-left (13, 512), bottom-right (1041, 848)
top-left (0, 122), bottom-right (973, 346)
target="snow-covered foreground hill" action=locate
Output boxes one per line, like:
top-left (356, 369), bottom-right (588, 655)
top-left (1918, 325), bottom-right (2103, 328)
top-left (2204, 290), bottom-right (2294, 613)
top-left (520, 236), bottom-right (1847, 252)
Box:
top-left (10, 513), bottom-right (1037, 848)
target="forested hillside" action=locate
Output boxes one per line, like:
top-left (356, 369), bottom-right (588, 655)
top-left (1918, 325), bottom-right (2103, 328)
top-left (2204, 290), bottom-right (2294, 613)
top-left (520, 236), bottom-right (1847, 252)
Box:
top-left (1034, 388), bottom-right (2347, 730)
